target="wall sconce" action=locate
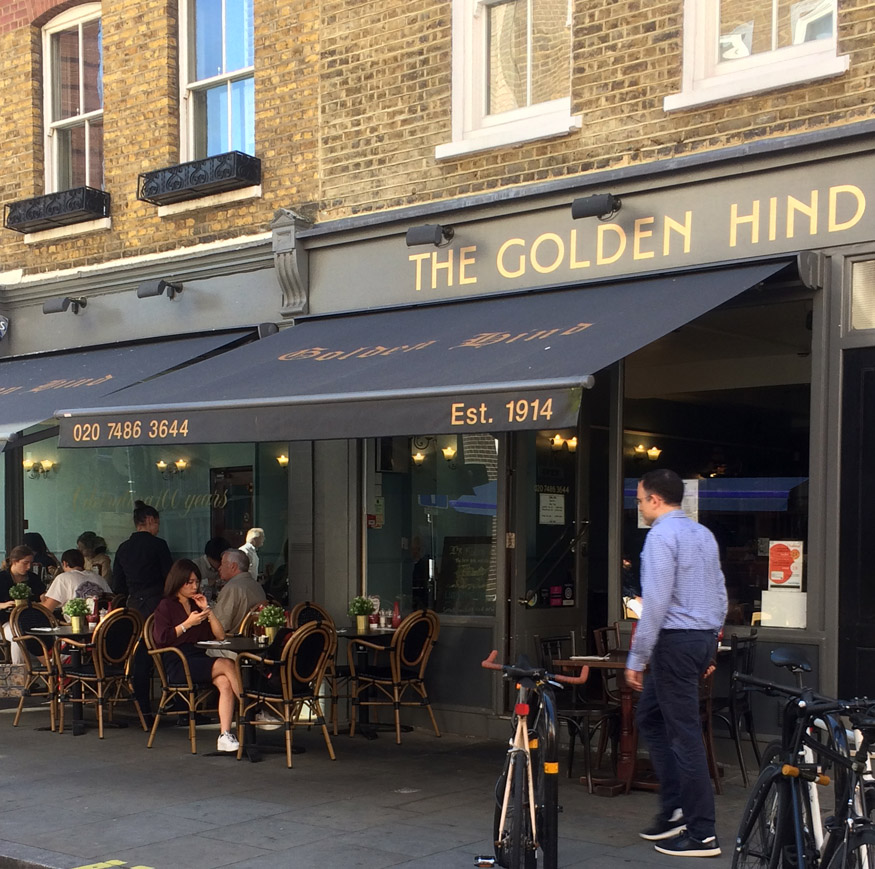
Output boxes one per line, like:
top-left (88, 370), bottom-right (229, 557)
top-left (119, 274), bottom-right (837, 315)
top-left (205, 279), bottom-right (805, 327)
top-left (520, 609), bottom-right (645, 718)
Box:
top-left (571, 193), bottom-right (622, 220)
top-left (412, 451), bottom-right (426, 466)
top-left (550, 434), bottom-right (565, 451)
top-left (646, 446), bottom-right (662, 461)
top-left (633, 444), bottom-right (647, 456)
top-left (137, 279), bottom-right (182, 300)
top-left (441, 445), bottom-right (457, 463)
top-left (276, 454), bottom-right (289, 468)
top-left (42, 296), bottom-right (86, 315)
top-left (405, 224), bottom-right (454, 247)
top-left (23, 458), bottom-right (55, 479)
top-left (631, 443), bottom-right (661, 461)
top-left (156, 459), bottom-right (187, 479)
top-left (566, 437), bottom-right (578, 453)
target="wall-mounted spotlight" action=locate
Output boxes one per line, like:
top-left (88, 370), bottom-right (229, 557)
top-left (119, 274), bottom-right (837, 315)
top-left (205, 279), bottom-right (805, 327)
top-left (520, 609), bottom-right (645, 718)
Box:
top-left (405, 224), bottom-right (455, 248)
top-left (42, 296), bottom-right (87, 315)
top-left (276, 454), bottom-right (289, 468)
top-left (571, 193), bottom-right (622, 220)
top-left (23, 458), bottom-right (56, 479)
top-left (137, 279), bottom-right (182, 300)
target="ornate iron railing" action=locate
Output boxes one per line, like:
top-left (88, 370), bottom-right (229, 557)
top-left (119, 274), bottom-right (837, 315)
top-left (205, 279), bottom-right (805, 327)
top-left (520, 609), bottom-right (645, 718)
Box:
top-left (4, 187), bottom-right (111, 234)
top-left (138, 151), bottom-right (261, 205)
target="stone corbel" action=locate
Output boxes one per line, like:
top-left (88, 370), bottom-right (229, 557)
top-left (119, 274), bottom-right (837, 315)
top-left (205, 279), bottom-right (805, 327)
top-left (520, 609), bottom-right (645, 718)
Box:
top-left (272, 209), bottom-right (312, 317)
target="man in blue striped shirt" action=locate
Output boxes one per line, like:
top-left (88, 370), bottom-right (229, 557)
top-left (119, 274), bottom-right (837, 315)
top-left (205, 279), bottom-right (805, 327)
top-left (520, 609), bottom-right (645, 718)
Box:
top-left (625, 469), bottom-right (727, 858)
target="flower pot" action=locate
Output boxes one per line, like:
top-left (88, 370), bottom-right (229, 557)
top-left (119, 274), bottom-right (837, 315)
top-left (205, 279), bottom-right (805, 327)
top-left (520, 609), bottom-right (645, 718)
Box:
top-left (11, 599), bottom-right (26, 608)
top-left (264, 625), bottom-right (279, 644)
top-left (70, 615), bottom-right (86, 633)
top-left (356, 614), bottom-right (369, 633)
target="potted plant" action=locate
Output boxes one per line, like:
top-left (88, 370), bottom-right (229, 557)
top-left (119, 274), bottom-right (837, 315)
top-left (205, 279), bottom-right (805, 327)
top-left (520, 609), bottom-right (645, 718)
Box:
top-left (255, 604), bottom-right (286, 644)
top-left (8, 582), bottom-right (31, 607)
top-left (63, 597), bottom-right (90, 633)
top-left (348, 596), bottom-right (375, 633)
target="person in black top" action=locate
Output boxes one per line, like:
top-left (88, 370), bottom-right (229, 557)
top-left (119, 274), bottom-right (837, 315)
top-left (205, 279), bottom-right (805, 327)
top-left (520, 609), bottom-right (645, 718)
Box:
top-left (22, 532), bottom-right (59, 583)
top-left (0, 544), bottom-right (47, 664)
top-left (113, 500), bottom-right (173, 716)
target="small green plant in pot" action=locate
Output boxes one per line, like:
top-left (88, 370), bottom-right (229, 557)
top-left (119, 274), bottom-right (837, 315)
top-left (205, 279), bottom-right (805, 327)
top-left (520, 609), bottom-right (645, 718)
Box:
top-left (9, 583), bottom-right (31, 605)
top-left (348, 596), bottom-right (375, 633)
top-left (256, 604), bottom-right (286, 643)
top-left (63, 597), bottom-right (89, 632)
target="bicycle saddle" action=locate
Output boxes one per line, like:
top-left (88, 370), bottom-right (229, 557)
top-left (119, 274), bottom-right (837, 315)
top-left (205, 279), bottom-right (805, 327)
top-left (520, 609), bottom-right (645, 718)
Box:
top-left (770, 647), bottom-right (812, 672)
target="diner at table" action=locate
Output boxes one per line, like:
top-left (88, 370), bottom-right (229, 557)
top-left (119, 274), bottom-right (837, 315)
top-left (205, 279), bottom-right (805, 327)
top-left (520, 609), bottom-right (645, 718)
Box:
top-left (0, 544), bottom-right (46, 664)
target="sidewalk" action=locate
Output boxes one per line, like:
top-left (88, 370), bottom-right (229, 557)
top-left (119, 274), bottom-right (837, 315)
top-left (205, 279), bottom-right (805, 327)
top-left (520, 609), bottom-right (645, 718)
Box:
top-left (0, 700), bottom-right (749, 868)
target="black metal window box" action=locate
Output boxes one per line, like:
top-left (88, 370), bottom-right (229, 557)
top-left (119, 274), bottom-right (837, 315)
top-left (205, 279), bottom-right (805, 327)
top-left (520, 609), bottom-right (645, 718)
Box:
top-left (138, 151), bottom-right (261, 206)
top-left (4, 187), bottom-right (111, 234)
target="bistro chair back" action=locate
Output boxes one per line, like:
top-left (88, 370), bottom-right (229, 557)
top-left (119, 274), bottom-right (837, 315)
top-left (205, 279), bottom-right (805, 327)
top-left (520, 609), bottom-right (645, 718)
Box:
top-left (143, 613), bottom-right (218, 753)
top-left (237, 604), bottom-right (264, 637)
top-left (287, 601), bottom-right (345, 734)
top-left (236, 620), bottom-right (336, 768)
top-left (56, 607), bottom-right (147, 738)
top-left (348, 608), bottom-right (441, 744)
top-left (9, 603), bottom-right (58, 730)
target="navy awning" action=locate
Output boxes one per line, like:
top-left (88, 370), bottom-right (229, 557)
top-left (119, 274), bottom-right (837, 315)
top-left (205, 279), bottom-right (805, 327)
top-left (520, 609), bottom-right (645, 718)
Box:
top-left (56, 261), bottom-right (789, 447)
top-left (0, 330), bottom-right (252, 446)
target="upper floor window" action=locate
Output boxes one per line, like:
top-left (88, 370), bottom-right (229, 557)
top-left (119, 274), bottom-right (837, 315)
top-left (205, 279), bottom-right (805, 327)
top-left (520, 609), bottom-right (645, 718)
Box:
top-left (182, 0), bottom-right (255, 159)
top-left (436, 0), bottom-right (580, 160)
top-left (664, 0), bottom-right (848, 111)
top-left (43, 4), bottom-right (104, 191)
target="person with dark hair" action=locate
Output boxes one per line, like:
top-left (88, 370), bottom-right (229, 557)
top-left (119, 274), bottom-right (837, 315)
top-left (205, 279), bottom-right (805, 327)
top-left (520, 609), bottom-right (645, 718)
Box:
top-left (625, 469), bottom-right (728, 858)
top-left (23, 532), bottom-right (59, 581)
top-left (0, 545), bottom-right (46, 664)
top-left (113, 500), bottom-right (174, 715)
top-left (152, 559), bottom-right (242, 752)
top-left (194, 536), bottom-right (231, 601)
top-left (77, 531), bottom-right (112, 579)
top-left (41, 548), bottom-right (111, 613)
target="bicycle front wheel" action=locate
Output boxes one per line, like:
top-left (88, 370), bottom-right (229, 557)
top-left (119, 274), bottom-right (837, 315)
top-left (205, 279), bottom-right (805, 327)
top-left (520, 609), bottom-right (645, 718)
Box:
top-left (732, 764), bottom-right (788, 869)
top-left (825, 828), bottom-right (875, 869)
top-left (494, 753), bottom-right (536, 869)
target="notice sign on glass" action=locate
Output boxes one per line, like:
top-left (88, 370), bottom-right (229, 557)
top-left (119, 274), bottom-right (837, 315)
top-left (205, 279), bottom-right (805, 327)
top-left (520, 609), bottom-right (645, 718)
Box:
top-left (768, 540), bottom-right (803, 589)
top-left (539, 493), bottom-right (565, 525)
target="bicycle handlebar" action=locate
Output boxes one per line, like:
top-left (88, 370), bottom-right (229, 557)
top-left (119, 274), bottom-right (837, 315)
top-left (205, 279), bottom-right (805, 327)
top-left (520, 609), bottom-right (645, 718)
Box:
top-left (735, 672), bottom-right (875, 718)
top-left (481, 649), bottom-right (589, 685)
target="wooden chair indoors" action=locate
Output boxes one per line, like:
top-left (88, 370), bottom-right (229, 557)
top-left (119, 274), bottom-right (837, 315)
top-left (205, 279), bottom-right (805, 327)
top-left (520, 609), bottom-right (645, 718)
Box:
top-left (143, 614), bottom-right (219, 753)
top-left (348, 609), bottom-right (441, 744)
top-left (9, 603), bottom-right (59, 731)
top-left (56, 607), bottom-right (148, 738)
top-left (235, 620), bottom-right (336, 768)
top-left (236, 603), bottom-right (265, 637)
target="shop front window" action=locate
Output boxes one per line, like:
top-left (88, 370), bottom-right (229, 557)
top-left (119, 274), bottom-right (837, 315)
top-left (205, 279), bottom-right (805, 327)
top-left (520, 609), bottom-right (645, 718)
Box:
top-left (366, 434), bottom-right (499, 617)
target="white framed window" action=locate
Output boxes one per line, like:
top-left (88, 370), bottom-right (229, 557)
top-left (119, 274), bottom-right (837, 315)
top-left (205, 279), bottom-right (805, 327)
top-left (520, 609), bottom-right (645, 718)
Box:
top-left (43, 4), bottom-right (103, 192)
top-left (181, 0), bottom-right (255, 160)
top-left (665, 0), bottom-right (848, 111)
top-left (436, 0), bottom-right (580, 160)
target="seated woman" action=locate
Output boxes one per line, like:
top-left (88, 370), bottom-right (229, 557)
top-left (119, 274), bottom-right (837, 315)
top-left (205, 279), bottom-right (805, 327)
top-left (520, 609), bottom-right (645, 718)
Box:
top-left (0, 545), bottom-right (47, 664)
top-left (152, 559), bottom-right (242, 753)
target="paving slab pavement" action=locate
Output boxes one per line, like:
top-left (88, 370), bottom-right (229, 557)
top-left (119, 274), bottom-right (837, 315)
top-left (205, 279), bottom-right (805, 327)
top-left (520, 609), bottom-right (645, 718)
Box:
top-left (0, 701), bottom-right (754, 868)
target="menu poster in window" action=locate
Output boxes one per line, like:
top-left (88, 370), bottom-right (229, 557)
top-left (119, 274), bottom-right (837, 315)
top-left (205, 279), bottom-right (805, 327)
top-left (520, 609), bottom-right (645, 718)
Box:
top-left (768, 540), bottom-right (803, 589)
top-left (437, 536), bottom-right (494, 615)
top-left (539, 493), bottom-right (565, 525)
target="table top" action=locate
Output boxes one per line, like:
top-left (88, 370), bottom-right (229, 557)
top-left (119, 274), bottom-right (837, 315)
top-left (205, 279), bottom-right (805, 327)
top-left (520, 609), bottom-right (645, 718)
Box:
top-left (196, 636), bottom-right (263, 653)
top-left (337, 626), bottom-right (396, 641)
top-left (29, 625), bottom-right (94, 638)
top-left (554, 650), bottom-right (629, 670)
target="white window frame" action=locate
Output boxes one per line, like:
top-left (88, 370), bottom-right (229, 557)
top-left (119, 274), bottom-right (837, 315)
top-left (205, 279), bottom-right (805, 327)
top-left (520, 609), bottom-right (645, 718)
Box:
top-left (436, 0), bottom-right (580, 160)
top-left (42, 3), bottom-right (103, 192)
top-left (664, 0), bottom-right (848, 112)
top-left (179, 0), bottom-right (255, 161)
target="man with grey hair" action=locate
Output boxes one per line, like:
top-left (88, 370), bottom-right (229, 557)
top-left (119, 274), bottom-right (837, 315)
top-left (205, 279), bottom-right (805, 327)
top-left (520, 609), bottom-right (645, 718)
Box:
top-left (212, 548), bottom-right (266, 634)
top-left (239, 527), bottom-right (264, 581)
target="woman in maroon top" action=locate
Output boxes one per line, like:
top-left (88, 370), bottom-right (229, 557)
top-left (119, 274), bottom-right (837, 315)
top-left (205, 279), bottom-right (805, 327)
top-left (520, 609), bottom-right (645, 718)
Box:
top-left (152, 559), bottom-right (242, 752)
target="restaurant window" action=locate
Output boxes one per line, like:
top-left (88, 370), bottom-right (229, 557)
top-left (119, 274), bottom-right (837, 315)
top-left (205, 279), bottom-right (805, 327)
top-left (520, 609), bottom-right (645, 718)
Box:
top-left (621, 283), bottom-right (812, 629)
top-left (43, 4), bottom-right (104, 191)
top-left (436, 0), bottom-right (580, 159)
top-left (664, 0), bottom-right (847, 111)
top-left (851, 260), bottom-right (875, 332)
top-left (365, 435), bottom-right (498, 616)
top-left (181, 0), bottom-right (255, 159)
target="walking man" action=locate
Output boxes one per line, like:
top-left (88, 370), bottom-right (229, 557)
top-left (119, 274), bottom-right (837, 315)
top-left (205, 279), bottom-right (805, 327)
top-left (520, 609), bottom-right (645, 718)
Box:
top-left (625, 469), bottom-right (727, 858)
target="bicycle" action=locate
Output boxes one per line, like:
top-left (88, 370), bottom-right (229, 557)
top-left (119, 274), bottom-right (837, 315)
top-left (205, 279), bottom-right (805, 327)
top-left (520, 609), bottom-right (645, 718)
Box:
top-left (731, 657), bottom-right (875, 869)
top-left (475, 650), bottom-right (588, 869)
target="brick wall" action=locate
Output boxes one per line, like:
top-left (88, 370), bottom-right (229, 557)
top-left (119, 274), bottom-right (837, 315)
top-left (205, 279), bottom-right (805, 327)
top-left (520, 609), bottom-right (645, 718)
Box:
top-left (0, 663), bottom-right (26, 698)
top-left (1, 0), bottom-right (874, 279)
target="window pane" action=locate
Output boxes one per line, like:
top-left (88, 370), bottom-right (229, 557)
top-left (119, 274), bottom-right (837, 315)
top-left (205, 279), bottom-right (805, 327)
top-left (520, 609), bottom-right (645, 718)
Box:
top-left (531, 1), bottom-right (569, 104)
top-left (229, 76), bottom-right (254, 155)
top-left (195, 0), bottom-right (224, 80)
top-left (487, 1), bottom-right (527, 115)
top-left (784, 0), bottom-right (833, 46)
top-left (199, 83), bottom-right (228, 156)
top-left (52, 27), bottom-right (80, 120)
top-left (852, 261), bottom-right (875, 332)
top-left (88, 118), bottom-right (104, 189)
top-left (224, 0), bottom-right (254, 72)
top-left (81, 18), bottom-right (103, 113)
top-left (57, 124), bottom-right (87, 189)
top-left (719, 1), bottom-right (769, 58)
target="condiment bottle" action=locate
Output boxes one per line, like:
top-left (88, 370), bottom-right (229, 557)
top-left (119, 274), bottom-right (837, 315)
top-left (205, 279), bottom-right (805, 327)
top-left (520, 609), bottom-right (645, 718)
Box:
top-left (392, 600), bottom-right (401, 628)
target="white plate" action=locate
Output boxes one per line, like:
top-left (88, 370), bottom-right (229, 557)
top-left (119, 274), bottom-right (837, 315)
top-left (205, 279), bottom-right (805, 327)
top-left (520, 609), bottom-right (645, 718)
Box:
top-left (31, 627), bottom-right (55, 632)
top-left (199, 640), bottom-right (230, 646)
top-left (569, 654), bottom-right (611, 661)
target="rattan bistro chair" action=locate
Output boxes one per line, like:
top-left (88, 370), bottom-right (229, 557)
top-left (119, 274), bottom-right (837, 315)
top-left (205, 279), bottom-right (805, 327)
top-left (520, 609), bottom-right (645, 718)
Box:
top-left (348, 609), bottom-right (440, 745)
top-left (56, 608), bottom-right (148, 738)
top-left (9, 603), bottom-right (59, 731)
top-left (143, 614), bottom-right (218, 753)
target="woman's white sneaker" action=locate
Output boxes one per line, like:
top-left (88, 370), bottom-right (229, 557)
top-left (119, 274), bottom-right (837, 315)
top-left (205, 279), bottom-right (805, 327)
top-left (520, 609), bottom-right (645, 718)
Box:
top-left (217, 731), bottom-right (239, 752)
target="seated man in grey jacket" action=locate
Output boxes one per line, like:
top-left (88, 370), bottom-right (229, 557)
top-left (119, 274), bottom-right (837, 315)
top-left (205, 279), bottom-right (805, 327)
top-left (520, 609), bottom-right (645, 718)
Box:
top-left (212, 549), bottom-right (266, 634)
